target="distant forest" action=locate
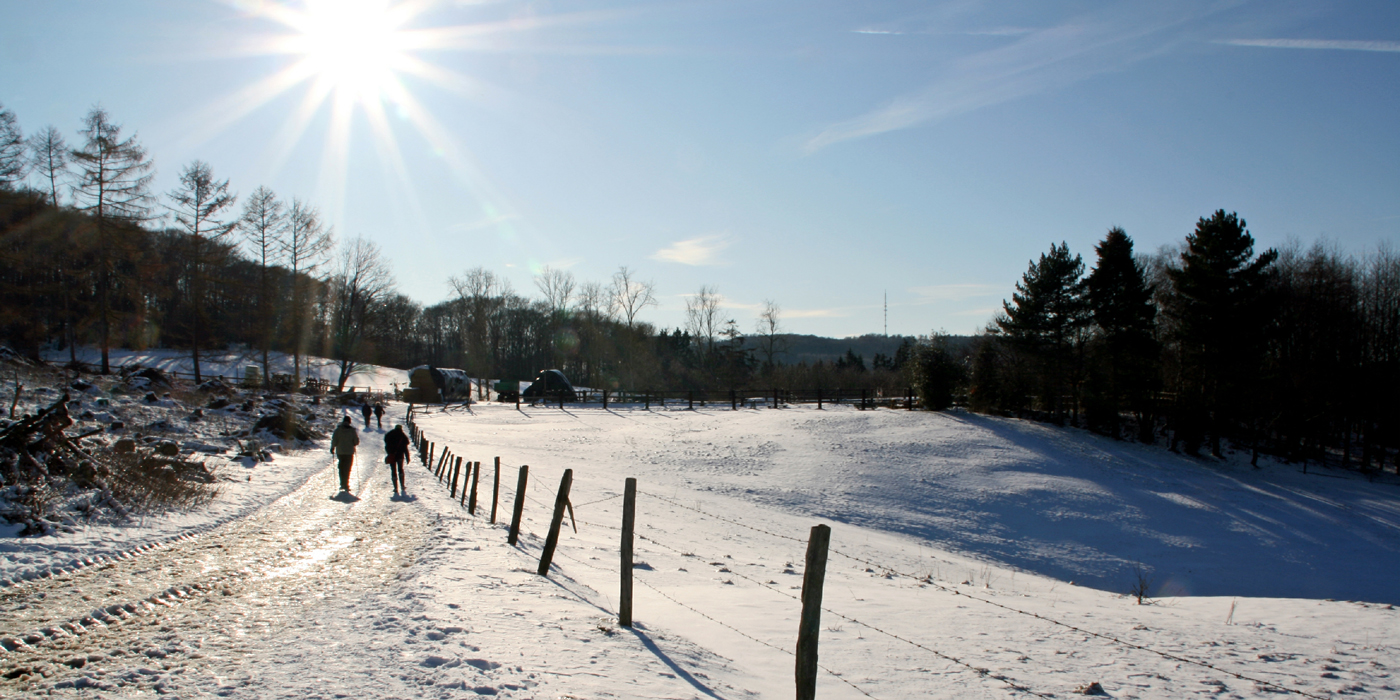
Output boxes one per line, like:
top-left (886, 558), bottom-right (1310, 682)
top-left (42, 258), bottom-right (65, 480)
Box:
top-left (1, 102), bottom-right (1396, 471)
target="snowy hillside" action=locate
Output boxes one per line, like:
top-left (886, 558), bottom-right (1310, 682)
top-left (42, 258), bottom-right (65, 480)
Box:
top-left (42, 346), bottom-right (411, 391)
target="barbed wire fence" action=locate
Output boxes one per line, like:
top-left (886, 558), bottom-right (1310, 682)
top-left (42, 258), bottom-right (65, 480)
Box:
top-left (403, 415), bottom-right (1331, 700)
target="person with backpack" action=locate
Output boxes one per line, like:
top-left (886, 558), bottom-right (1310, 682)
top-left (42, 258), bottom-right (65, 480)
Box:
top-left (331, 416), bottom-right (360, 492)
top-left (383, 424), bottom-right (411, 495)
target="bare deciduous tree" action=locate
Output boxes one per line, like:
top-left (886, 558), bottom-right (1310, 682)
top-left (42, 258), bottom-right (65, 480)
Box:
top-left (27, 126), bottom-right (68, 206)
top-left (329, 237), bottom-right (395, 390)
top-left (282, 198), bottom-right (333, 382)
top-left (166, 160), bottom-right (237, 382)
top-left (534, 266), bottom-right (576, 314)
top-left (240, 186), bottom-right (285, 385)
top-left (71, 106), bottom-right (155, 373)
top-left (610, 266), bottom-right (656, 328)
top-left (685, 285), bottom-right (723, 355)
top-left (576, 281), bottom-right (607, 321)
top-left (754, 299), bottom-right (787, 371)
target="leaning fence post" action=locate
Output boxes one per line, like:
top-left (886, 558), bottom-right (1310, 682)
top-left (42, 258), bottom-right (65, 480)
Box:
top-left (490, 457), bottom-right (501, 523)
top-left (450, 458), bottom-right (462, 498)
top-left (537, 469), bottom-right (574, 576)
top-left (620, 477), bottom-right (637, 627)
top-left (508, 465), bottom-right (529, 545)
top-left (796, 524), bottom-right (831, 700)
top-left (468, 461), bottom-right (481, 514)
top-left (428, 442), bottom-right (435, 472)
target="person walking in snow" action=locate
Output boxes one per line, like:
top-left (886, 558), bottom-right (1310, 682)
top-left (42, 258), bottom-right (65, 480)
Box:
top-left (331, 416), bottom-right (360, 492)
top-left (360, 401), bottom-right (373, 428)
top-left (373, 402), bottom-right (385, 430)
top-left (383, 424), bottom-right (410, 495)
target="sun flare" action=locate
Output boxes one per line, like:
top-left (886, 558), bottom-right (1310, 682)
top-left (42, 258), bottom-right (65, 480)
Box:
top-left (288, 0), bottom-right (408, 102)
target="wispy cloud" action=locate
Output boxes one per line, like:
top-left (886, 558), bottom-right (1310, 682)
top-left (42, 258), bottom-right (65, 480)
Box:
top-left (1217, 38), bottom-right (1400, 53)
top-left (909, 283), bottom-right (1000, 303)
top-left (807, 2), bottom-right (1237, 152)
top-left (651, 235), bottom-right (730, 266)
top-left (852, 26), bottom-right (1035, 37)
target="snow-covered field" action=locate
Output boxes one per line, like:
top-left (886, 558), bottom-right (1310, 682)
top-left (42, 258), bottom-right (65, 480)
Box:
top-left (3, 375), bottom-right (1398, 698)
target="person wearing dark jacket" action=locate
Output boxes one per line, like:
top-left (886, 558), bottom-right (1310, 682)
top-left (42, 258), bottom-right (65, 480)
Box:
top-left (360, 401), bottom-right (373, 428)
top-left (330, 416), bottom-right (360, 492)
top-left (383, 424), bottom-right (411, 495)
top-left (373, 402), bottom-right (385, 429)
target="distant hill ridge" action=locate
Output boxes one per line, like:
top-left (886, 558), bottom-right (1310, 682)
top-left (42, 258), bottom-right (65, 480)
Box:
top-left (742, 333), bottom-right (975, 366)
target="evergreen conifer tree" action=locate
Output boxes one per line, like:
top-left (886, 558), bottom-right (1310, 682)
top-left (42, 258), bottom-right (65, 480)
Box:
top-left (1085, 227), bottom-right (1159, 441)
top-left (1167, 210), bottom-right (1277, 456)
top-left (997, 242), bottom-right (1088, 420)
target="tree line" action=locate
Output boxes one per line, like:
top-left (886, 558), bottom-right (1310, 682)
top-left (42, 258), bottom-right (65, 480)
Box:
top-left (0, 102), bottom-right (904, 396)
top-left (971, 212), bottom-right (1399, 471)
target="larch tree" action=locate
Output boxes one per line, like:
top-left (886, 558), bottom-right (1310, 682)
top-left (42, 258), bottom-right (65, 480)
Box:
top-left (0, 104), bottom-right (28, 189)
top-left (281, 198), bottom-right (333, 383)
top-left (240, 186), bottom-right (286, 386)
top-left (165, 160), bottom-right (237, 383)
top-left (1166, 210), bottom-right (1277, 457)
top-left (70, 106), bottom-right (155, 374)
top-left (27, 126), bottom-right (69, 206)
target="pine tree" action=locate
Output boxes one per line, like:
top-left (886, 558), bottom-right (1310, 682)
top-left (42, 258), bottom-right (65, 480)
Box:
top-left (1085, 227), bottom-right (1159, 441)
top-left (997, 242), bottom-right (1088, 420)
top-left (1167, 210), bottom-right (1277, 456)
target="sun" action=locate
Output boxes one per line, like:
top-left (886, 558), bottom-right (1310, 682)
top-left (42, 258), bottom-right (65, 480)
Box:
top-left (286, 0), bottom-right (409, 103)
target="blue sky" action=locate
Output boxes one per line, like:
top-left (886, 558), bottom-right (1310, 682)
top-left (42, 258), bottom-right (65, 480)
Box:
top-left (2, 0), bottom-right (1397, 337)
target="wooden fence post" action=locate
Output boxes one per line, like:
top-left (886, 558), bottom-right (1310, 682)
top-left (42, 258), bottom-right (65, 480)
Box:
top-left (490, 457), bottom-right (501, 524)
top-left (468, 461), bottom-right (481, 514)
top-left (508, 465), bottom-right (529, 545)
top-left (773, 388), bottom-right (780, 409)
top-left (796, 524), bottom-right (831, 700)
top-left (428, 442), bottom-right (435, 472)
top-left (731, 389), bottom-right (737, 411)
top-left (467, 462), bottom-right (478, 506)
top-left (817, 388), bottom-right (823, 410)
top-left (603, 390), bottom-right (608, 410)
top-left (537, 469), bottom-right (574, 576)
top-left (644, 392), bottom-right (650, 410)
top-left (450, 458), bottom-right (461, 498)
top-left (908, 386), bottom-right (915, 410)
top-left (620, 477), bottom-right (637, 627)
